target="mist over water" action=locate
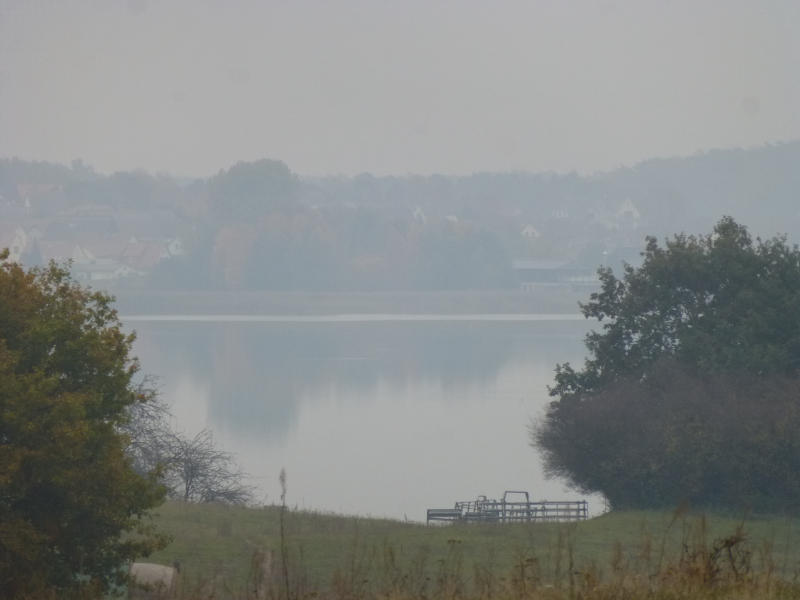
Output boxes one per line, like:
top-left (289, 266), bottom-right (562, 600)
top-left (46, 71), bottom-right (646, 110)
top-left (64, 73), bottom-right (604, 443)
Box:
top-left (128, 316), bottom-right (603, 520)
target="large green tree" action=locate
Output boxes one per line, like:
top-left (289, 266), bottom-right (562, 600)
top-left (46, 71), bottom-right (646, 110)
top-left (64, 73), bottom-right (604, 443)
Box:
top-left (0, 250), bottom-right (166, 598)
top-left (535, 217), bottom-right (800, 510)
top-left (208, 158), bottom-right (299, 221)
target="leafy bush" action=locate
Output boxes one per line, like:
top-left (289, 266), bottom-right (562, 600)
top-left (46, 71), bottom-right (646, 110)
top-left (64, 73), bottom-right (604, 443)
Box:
top-left (537, 217), bottom-right (800, 510)
top-left (0, 250), bottom-right (166, 597)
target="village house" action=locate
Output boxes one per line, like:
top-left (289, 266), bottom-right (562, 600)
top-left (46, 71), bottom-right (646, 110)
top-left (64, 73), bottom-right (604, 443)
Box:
top-left (0, 226), bottom-right (29, 262)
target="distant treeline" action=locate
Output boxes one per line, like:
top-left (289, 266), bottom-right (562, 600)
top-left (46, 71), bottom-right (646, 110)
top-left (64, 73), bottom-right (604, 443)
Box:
top-left (2, 141), bottom-right (799, 291)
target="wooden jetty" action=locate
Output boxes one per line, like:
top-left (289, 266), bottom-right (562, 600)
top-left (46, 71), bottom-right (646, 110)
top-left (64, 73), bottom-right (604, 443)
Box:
top-left (427, 490), bottom-right (588, 524)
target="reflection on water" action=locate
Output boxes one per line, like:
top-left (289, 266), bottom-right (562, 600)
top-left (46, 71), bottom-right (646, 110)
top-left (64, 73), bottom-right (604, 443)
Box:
top-left (128, 317), bottom-right (601, 520)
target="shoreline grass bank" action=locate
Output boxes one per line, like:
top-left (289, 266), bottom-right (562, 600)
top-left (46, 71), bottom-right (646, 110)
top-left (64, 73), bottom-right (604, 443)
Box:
top-left (143, 501), bottom-right (800, 599)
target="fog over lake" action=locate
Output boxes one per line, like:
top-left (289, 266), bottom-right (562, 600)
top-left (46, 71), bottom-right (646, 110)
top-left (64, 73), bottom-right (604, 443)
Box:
top-left (126, 315), bottom-right (603, 520)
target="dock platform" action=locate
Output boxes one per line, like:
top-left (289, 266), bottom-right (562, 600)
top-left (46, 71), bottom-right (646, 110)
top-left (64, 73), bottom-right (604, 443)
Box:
top-left (427, 491), bottom-right (588, 524)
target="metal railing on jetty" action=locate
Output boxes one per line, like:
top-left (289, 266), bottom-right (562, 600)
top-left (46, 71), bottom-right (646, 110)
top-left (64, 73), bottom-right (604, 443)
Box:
top-left (427, 491), bottom-right (588, 524)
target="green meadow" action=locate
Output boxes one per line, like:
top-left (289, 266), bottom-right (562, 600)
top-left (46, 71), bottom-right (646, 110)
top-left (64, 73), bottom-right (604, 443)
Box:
top-left (142, 501), bottom-right (800, 599)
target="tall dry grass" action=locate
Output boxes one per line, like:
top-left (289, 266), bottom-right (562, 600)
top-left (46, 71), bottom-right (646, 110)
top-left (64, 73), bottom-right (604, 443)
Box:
top-left (167, 506), bottom-right (800, 600)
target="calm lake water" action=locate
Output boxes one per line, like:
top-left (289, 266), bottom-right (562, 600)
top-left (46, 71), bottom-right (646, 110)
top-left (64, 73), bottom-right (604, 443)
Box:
top-left (124, 315), bottom-right (603, 521)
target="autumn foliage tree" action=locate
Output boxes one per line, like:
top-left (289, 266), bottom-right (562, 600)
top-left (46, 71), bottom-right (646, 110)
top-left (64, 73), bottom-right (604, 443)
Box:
top-left (535, 217), bottom-right (800, 511)
top-left (0, 250), bottom-right (166, 598)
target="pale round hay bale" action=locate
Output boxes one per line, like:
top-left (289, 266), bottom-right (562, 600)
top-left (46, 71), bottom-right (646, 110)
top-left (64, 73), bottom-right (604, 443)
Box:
top-left (128, 562), bottom-right (178, 599)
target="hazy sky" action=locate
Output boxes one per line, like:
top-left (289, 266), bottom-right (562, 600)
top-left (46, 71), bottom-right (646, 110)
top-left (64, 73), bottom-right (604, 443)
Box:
top-left (1, 0), bottom-right (798, 177)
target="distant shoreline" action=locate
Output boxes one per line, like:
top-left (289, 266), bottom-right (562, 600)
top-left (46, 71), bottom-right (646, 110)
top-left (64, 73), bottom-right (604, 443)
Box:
top-left (121, 313), bottom-right (589, 323)
top-left (109, 286), bottom-right (595, 316)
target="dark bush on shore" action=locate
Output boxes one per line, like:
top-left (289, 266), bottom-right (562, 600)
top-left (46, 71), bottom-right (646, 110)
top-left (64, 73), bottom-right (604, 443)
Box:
top-left (537, 217), bottom-right (800, 510)
top-left (536, 359), bottom-right (800, 511)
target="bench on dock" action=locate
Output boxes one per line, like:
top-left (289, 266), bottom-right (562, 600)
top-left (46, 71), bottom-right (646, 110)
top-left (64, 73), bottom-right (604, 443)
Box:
top-left (426, 508), bottom-right (462, 522)
top-left (463, 510), bottom-right (501, 522)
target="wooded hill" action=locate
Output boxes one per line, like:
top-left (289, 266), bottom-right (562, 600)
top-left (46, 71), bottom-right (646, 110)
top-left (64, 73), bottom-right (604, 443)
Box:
top-left (1, 141), bottom-right (798, 291)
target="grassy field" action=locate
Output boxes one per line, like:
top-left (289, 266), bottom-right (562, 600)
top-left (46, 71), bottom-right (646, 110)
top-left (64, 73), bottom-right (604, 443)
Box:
top-left (142, 501), bottom-right (800, 599)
